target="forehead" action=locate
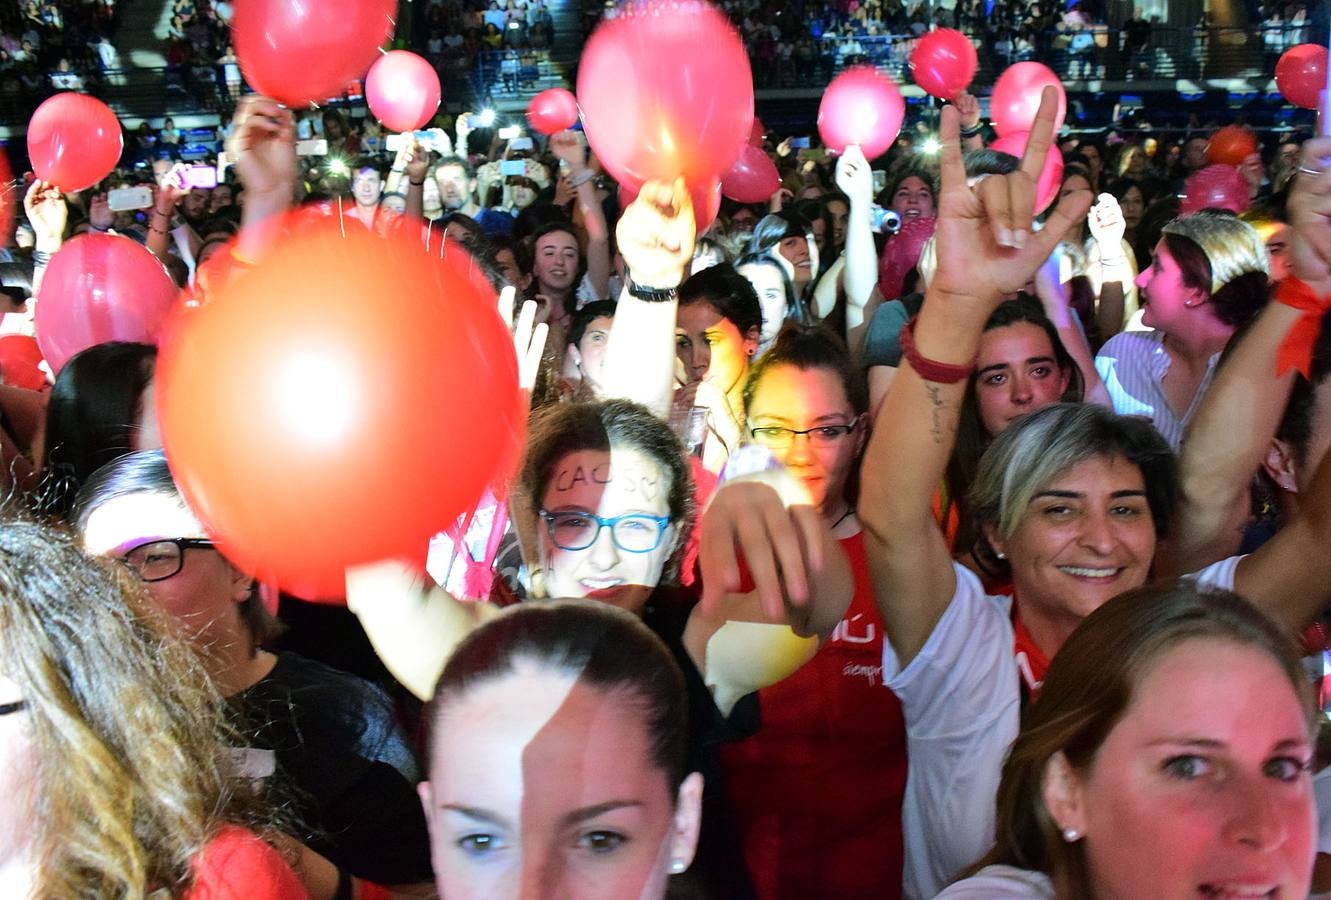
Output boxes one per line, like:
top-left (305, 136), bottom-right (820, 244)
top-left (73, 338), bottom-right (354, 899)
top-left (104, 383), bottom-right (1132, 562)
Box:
top-left (748, 363), bottom-right (850, 415)
top-left (582, 315), bottom-right (614, 337)
top-left (895, 176), bottom-right (930, 193)
top-left (536, 231), bottom-right (578, 252)
top-left (978, 320), bottom-right (1056, 364)
top-left (676, 300), bottom-right (730, 333)
top-left (542, 446), bottom-right (670, 511)
top-left (1040, 452), bottom-right (1147, 494)
top-left (81, 491), bottom-right (205, 556)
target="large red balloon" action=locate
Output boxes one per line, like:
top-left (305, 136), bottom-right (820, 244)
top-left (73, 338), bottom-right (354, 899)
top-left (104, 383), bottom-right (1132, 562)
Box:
top-left (0, 336), bottom-right (47, 391)
top-left (1181, 164), bottom-right (1250, 216)
top-left (989, 131), bottom-right (1064, 214)
top-left (156, 212), bottom-right (524, 600)
top-left (233, 0), bottom-right (396, 107)
top-left (526, 88), bottom-right (579, 136)
top-left (27, 94), bottom-right (123, 192)
top-left (1276, 44), bottom-right (1328, 110)
top-left (722, 144), bottom-right (780, 203)
top-left (35, 234), bottom-right (178, 374)
top-left (0, 153), bottom-right (14, 250)
top-left (1206, 124), bottom-right (1259, 167)
top-left (577, 1), bottom-right (753, 191)
top-left (818, 66), bottom-right (905, 159)
top-left (618, 178), bottom-right (722, 234)
top-left (991, 62), bottom-right (1067, 137)
top-left (366, 51), bottom-right (441, 133)
top-left (910, 28), bottom-right (978, 100)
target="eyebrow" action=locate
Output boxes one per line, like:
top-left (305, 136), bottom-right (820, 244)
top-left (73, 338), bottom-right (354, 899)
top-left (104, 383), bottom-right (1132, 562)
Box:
top-left (443, 804), bottom-right (513, 829)
top-left (977, 356), bottom-right (1057, 377)
top-left (559, 800), bottom-right (644, 827)
top-left (751, 413), bottom-right (854, 426)
top-left (1033, 489), bottom-right (1148, 500)
top-left (1147, 737), bottom-right (1310, 753)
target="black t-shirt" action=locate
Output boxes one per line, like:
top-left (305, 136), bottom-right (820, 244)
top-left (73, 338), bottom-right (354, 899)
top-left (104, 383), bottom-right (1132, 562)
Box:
top-left (235, 652), bottom-right (434, 885)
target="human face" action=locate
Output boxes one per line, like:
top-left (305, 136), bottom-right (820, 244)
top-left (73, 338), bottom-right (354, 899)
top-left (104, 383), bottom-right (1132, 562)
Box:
top-left (1058, 639), bottom-right (1314, 900)
top-left (420, 666), bottom-right (702, 900)
top-left (209, 184), bottom-right (233, 211)
top-left (1081, 144), bottom-right (1103, 179)
top-left (889, 175), bottom-right (935, 221)
top-left (494, 248), bottom-right (529, 290)
top-left (825, 198), bottom-right (849, 248)
top-left (1184, 138), bottom-right (1209, 172)
top-left (380, 194), bottom-right (406, 216)
top-left (1137, 241), bottom-right (1204, 333)
top-left (974, 322), bottom-right (1071, 436)
top-left (674, 300), bottom-right (755, 395)
top-left (990, 454), bottom-right (1156, 641)
top-left (737, 262), bottom-right (786, 346)
top-left (436, 164), bottom-right (473, 211)
top-left (533, 231), bottom-right (580, 295)
top-left (730, 208), bottom-right (758, 232)
top-left (0, 673), bottom-right (38, 885)
top-left (746, 364), bottom-right (864, 515)
top-left (777, 235), bottom-right (812, 287)
top-left (80, 492), bottom-right (249, 651)
top-left (573, 315), bottom-right (614, 397)
top-left (1060, 174), bottom-right (1092, 205)
top-left (538, 447), bottom-right (677, 616)
top-left (1264, 223), bottom-right (1291, 283)
top-left (422, 176), bottom-right (443, 219)
top-left (352, 168), bottom-right (383, 207)
top-left (509, 179), bottom-right (538, 209)
top-left (181, 190), bottom-right (209, 221)
top-left (1119, 185), bottom-right (1145, 230)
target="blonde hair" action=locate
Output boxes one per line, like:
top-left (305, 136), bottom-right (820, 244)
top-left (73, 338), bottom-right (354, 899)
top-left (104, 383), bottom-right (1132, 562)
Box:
top-left (1161, 211), bottom-right (1269, 295)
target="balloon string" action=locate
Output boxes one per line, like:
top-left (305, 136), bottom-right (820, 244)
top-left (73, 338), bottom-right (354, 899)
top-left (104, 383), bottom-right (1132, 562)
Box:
top-left (425, 217), bottom-right (433, 253)
top-left (337, 198), bottom-right (345, 239)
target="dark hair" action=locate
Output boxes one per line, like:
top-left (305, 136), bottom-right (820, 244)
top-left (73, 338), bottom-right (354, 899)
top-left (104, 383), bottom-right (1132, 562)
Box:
top-left (881, 155), bottom-right (939, 207)
top-left (743, 322), bottom-right (867, 416)
top-left (488, 233), bottom-right (532, 276)
top-left (519, 400), bottom-right (694, 582)
top-left (735, 251), bottom-right (805, 328)
top-left (70, 449), bottom-right (284, 650)
top-left (1161, 232), bottom-right (1268, 329)
top-left (1106, 177), bottom-right (1149, 209)
top-left (679, 263), bottom-right (764, 339)
top-left (1133, 195), bottom-right (1182, 270)
top-left (425, 600), bottom-right (690, 790)
top-left (438, 211), bottom-right (485, 245)
top-left (749, 210), bottom-right (812, 257)
top-left (964, 148), bottom-right (1020, 178)
top-left (39, 342), bottom-right (158, 520)
top-left (976, 582), bottom-right (1310, 897)
top-left (435, 154), bottom-right (476, 179)
top-left (567, 299), bottom-right (617, 348)
top-left (352, 156), bottom-right (386, 178)
top-left (525, 217), bottom-right (579, 251)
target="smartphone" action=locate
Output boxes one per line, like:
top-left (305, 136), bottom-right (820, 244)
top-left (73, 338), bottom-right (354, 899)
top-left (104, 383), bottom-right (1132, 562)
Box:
top-left (296, 138), bottom-right (328, 156)
top-left (789, 136), bottom-right (811, 149)
top-left (497, 125), bottom-right (522, 140)
top-left (183, 165), bottom-right (217, 190)
top-left (500, 160), bottom-right (527, 177)
top-left (509, 136), bottom-right (534, 151)
top-left (107, 186), bottom-right (153, 212)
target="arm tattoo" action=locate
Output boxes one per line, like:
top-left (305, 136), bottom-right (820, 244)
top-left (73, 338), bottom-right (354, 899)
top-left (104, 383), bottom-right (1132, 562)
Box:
top-left (926, 384), bottom-right (947, 445)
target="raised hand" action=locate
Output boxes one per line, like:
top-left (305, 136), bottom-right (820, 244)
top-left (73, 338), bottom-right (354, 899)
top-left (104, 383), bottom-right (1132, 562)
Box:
top-left (931, 85), bottom-right (1094, 302)
top-left (1289, 138), bottom-right (1331, 294)
top-left (88, 193), bottom-right (115, 232)
top-left (498, 285), bottom-right (549, 397)
top-left (154, 163), bottom-right (192, 214)
top-left (548, 129), bottom-right (587, 173)
top-left (224, 95), bottom-right (296, 200)
top-left (23, 180), bottom-right (66, 252)
top-left (1087, 191), bottom-right (1126, 251)
top-left (834, 144), bottom-right (872, 205)
top-left (952, 90), bottom-right (982, 132)
top-left (616, 178), bottom-right (696, 289)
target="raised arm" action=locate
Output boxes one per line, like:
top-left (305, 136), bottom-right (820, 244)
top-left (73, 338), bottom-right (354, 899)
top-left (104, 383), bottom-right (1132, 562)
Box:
top-left (551, 131), bottom-right (612, 301)
top-left (23, 180), bottom-right (66, 298)
top-left (860, 89), bottom-right (1093, 668)
top-left (224, 96), bottom-right (297, 263)
top-left (835, 145), bottom-right (882, 364)
top-left (1085, 192), bottom-right (1134, 344)
top-left (402, 141), bottom-right (428, 221)
top-left (1034, 244), bottom-right (1110, 407)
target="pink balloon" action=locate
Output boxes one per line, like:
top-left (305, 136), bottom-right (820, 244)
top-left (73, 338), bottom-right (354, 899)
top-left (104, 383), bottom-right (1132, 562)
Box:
top-left (618, 177), bottom-right (722, 233)
top-left (527, 88), bottom-right (579, 135)
top-left (234, 0), bottom-right (396, 108)
top-left (990, 62), bottom-right (1066, 137)
top-left (818, 66), bottom-right (905, 159)
top-left (722, 144), bottom-right (780, 203)
top-left (366, 51), bottom-right (441, 133)
top-left (1181, 164), bottom-right (1250, 216)
top-left (27, 94), bottom-right (123, 192)
top-left (1276, 44), bottom-right (1328, 110)
top-left (577, 2), bottom-right (753, 190)
top-left (910, 28), bottom-right (978, 100)
top-left (35, 234), bottom-right (179, 374)
top-left (989, 131), bottom-right (1065, 214)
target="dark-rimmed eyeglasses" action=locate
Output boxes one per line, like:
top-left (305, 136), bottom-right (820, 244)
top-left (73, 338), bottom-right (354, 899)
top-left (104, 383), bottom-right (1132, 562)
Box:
top-left (0, 700), bottom-right (27, 716)
top-left (539, 510), bottom-right (671, 554)
top-left (119, 538), bottom-right (216, 583)
top-left (747, 419), bottom-right (859, 450)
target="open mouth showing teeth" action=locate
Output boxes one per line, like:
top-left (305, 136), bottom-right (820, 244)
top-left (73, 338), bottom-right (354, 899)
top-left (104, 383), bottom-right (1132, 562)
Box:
top-left (1198, 886), bottom-right (1277, 898)
top-left (581, 578), bottom-right (622, 590)
top-left (1057, 566), bottom-right (1121, 578)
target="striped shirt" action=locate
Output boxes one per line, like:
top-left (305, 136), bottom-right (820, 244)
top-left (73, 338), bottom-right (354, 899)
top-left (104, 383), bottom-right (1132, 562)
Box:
top-left (1094, 329), bottom-right (1220, 452)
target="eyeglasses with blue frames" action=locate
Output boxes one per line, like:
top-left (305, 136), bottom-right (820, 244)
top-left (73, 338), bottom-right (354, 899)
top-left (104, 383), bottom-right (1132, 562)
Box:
top-left (539, 510), bottom-right (671, 554)
top-left (119, 538), bottom-right (216, 583)
top-left (747, 418), bottom-right (860, 450)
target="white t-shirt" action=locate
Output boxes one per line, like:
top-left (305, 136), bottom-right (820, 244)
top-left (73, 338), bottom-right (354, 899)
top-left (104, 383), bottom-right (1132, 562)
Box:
top-left (887, 557), bottom-right (1241, 899)
top-left (935, 865), bottom-right (1054, 899)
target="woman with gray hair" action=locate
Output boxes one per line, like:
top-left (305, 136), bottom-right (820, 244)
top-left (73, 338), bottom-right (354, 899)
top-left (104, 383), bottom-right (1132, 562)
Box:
top-left (858, 89), bottom-right (1331, 899)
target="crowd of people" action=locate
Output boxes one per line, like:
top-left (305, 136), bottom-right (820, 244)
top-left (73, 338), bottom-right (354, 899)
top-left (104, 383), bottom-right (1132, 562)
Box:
top-left (4, 7), bottom-right (1331, 899)
top-left (0, 0), bottom-right (122, 97)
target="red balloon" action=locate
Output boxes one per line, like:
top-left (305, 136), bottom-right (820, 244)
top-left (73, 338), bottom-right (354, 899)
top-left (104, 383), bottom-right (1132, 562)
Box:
top-left (526, 88), bottom-right (579, 135)
top-left (35, 234), bottom-right (178, 374)
top-left (27, 94), bottom-right (123, 192)
top-left (577, 2), bottom-right (753, 190)
top-left (910, 28), bottom-right (978, 100)
top-left (0, 336), bottom-right (47, 391)
top-left (1276, 44), bottom-right (1328, 110)
top-left (366, 51), bottom-right (441, 133)
top-left (0, 153), bottom-right (14, 250)
top-left (749, 117), bottom-right (767, 147)
top-left (989, 131), bottom-right (1064, 214)
top-left (1181, 164), bottom-right (1250, 216)
top-left (991, 62), bottom-right (1067, 137)
top-left (1206, 125), bottom-right (1259, 167)
top-left (618, 177), bottom-right (722, 234)
top-left (818, 66), bottom-right (905, 159)
top-left (233, 0), bottom-right (395, 108)
top-left (722, 144), bottom-right (780, 203)
top-left (156, 212), bottom-right (524, 600)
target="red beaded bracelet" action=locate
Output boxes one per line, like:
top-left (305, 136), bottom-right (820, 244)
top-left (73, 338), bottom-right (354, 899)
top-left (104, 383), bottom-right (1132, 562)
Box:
top-left (898, 316), bottom-right (976, 384)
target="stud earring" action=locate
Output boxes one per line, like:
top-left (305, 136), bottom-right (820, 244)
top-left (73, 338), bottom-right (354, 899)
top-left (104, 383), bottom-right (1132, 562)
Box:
top-left (995, 551), bottom-right (1006, 559)
top-left (1062, 827), bottom-right (1080, 842)
top-left (668, 858), bottom-right (687, 874)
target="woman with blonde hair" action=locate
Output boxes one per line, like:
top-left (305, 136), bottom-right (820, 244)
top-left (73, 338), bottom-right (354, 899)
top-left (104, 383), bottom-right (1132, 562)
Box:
top-left (0, 517), bottom-right (305, 899)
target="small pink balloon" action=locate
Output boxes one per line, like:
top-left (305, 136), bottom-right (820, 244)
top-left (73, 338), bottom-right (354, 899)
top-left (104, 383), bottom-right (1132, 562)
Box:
top-left (366, 51), bottom-right (441, 133)
top-left (618, 177), bottom-right (722, 233)
top-left (818, 66), bottom-right (905, 159)
top-left (989, 131), bottom-right (1065, 214)
top-left (722, 144), bottom-right (780, 204)
top-left (1181, 164), bottom-right (1250, 216)
top-left (527, 88), bottom-right (579, 135)
top-left (35, 234), bottom-right (179, 374)
top-left (910, 28), bottom-right (977, 100)
top-left (991, 62), bottom-right (1067, 137)
top-left (27, 93), bottom-right (124, 192)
